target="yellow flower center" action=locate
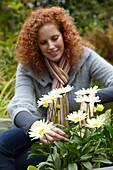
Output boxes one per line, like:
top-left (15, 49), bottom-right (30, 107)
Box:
top-left (39, 128), bottom-right (46, 135)
top-left (93, 123), bottom-right (99, 127)
top-left (50, 95), bottom-right (55, 99)
top-left (43, 103), bottom-right (49, 108)
top-left (74, 117), bottom-right (81, 121)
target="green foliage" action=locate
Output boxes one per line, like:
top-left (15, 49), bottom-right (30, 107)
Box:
top-left (0, 0), bottom-right (30, 93)
top-left (0, 0), bottom-right (30, 34)
top-left (28, 86), bottom-right (113, 169)
top-left (83, 24), bottom-right (113, 64)
top-left (30, 0), bottom-right (113, 34)
top-left (0, 0), bottom-right (113, 119)
top-left (0, 1), bottom-right (32, 115)
top-left (61, 0), bottom-right (113, 35)
top-left (28, 118), bottom-right (113, 170)
top-left (0, 35), bottom-right (17, 83)
top-left (0, 74), bottom-right (15, 118)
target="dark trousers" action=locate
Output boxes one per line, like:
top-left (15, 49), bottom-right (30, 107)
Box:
top-left (0, 126), bottom-right (46, 170)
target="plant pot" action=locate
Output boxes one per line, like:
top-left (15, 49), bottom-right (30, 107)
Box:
top-left (94, 166), bottom-right (113, 170)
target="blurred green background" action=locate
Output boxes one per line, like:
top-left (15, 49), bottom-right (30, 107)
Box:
top-left (0, 0), bottom-right (113, 118)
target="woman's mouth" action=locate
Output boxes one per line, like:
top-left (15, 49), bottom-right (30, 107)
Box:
top-left (49, 50), bottom-right (59, 56)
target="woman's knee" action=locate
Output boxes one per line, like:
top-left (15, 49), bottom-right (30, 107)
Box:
top-left (0, 126), bottom-right (31, 154)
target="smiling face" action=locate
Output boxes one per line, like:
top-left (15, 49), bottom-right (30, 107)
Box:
top-left (38, 23), bottom-right (64, 62)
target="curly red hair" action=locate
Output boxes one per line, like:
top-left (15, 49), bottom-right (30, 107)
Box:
top-left (16, 6), bottom-right (90, 75)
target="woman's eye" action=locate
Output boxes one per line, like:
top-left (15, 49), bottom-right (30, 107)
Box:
top-left (52, 36), bottom-right (58, 41)
top-left (39, 41), bottom-right (47, 45)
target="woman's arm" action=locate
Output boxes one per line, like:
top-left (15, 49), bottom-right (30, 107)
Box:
top-left (8, 65), bottom-right (39, 133)
top-left (84, 47), bottom-right (113, 87)
top-left (96, 86), bottom-right (113, 104)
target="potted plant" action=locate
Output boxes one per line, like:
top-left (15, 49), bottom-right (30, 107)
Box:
top-left (27, 86), bottom-right (113, 170)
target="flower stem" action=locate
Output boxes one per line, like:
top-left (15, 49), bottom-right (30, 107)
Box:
top-left (44, 134), bottom-right (56, 169)
top-left (86, 103), bottom-right (90, 118)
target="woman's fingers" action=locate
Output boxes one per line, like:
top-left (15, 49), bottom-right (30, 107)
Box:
top-left (40, 136), bottom-right (51, 144)
top-left (50, 127), bottom-right (67, 139)
top-left (40, 134), bottom-right (55, 143)
top-left (52, 126), bottom-right (66, 135)
top-left (40, 127), bottom-right (67, 144)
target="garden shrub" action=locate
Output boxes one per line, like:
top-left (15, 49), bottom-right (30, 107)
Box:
top-left (84, 23), bottom-right (113, 64)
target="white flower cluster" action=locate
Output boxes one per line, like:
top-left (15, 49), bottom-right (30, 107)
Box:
top-left (75, 86), bottom-right (99, 95)
top-left (75, 85), bottom-right (100, 104)
top-left (29, 85), bottom-right (74, 140)
top-left (67, 86), bottom-right (105, 128)
top-left (37, 85), bottom-right (74, 107)
top-left (29, 86), bottom-right (105, 141)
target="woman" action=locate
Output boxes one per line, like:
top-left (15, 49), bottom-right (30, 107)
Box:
top-left (0, 6), bottom-right (113, 170)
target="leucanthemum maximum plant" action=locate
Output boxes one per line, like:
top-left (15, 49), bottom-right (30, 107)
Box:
top-left (28, 86), bottom-right (113, 170)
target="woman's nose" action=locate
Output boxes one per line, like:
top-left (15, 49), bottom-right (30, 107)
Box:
top-left (48, 41), bottom-right (54, 49)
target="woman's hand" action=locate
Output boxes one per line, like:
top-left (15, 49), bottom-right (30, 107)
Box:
top-left (40, 126), bottom-right (67, 144)
top-left (30, 121), bottom-right (67, 144)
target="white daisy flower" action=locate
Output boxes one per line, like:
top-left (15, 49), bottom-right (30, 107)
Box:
top-left (75, 94), bottom-right (100, 104)
top-left (48, 92), bottom-right (62, 100)
top-left (37, 85), bottom-right (73, 107)
top-left (59, 85), bottom-right (74, 94)
top-left (50, 85), bottom-right (74, 96)
top-left (38, 93), bottom-right (62, 107)
top-left (67, 110), bottom-right (87, 123)
top-left (37, 94), bottom-right (53, 107)
top-left (29, 119), bottom-right (53, 140)
top-left (86, 116), bottom-right (105, 128)
top-left (75, 86), bottom-right (99, 96)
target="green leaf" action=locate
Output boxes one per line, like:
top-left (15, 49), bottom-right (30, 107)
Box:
top-left (27, 165), bottom-right (37, 170)
top-left (68, 163), bottom-right (78, 170)
top-left (104, 124), bottom-right (113, 137)
top-left (46, 150), bottom-right (61, 169)
top-left (92, 157), bottom-right (112, 164)
top-left (54, 141), bottom-right (68, 157)
top-left (80, 154), bottom-right (92, 161)
top-left (100, 109), bottom-right (111, 126)
top-left (82, 146), bottom-right (95, 155)
top-left (28, 153), bottom-right (46, 160)
top-left (53, 147), bottom-right (61, 169)
top-left (94, 139), bottom-right (102, 151)
top-left (54, 141), bottom-right (64, 149)
top-left (0, 40), bottom-right (6, 46)
top-left (37, 162), bottom-right (54, 170)
top-left (81, 161), bottom-right (93, 170)
top-left (93, 148), bottom-right (106, 155)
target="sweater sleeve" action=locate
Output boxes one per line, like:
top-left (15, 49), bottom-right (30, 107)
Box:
top-left (14, 111), bottom-right (38, 134)
top-left (8, 65), bottom-right (39, 123)
top-left (85, 47), bottom-right (113, 87)
top-left (96, 86), bottom-right (113, 104)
